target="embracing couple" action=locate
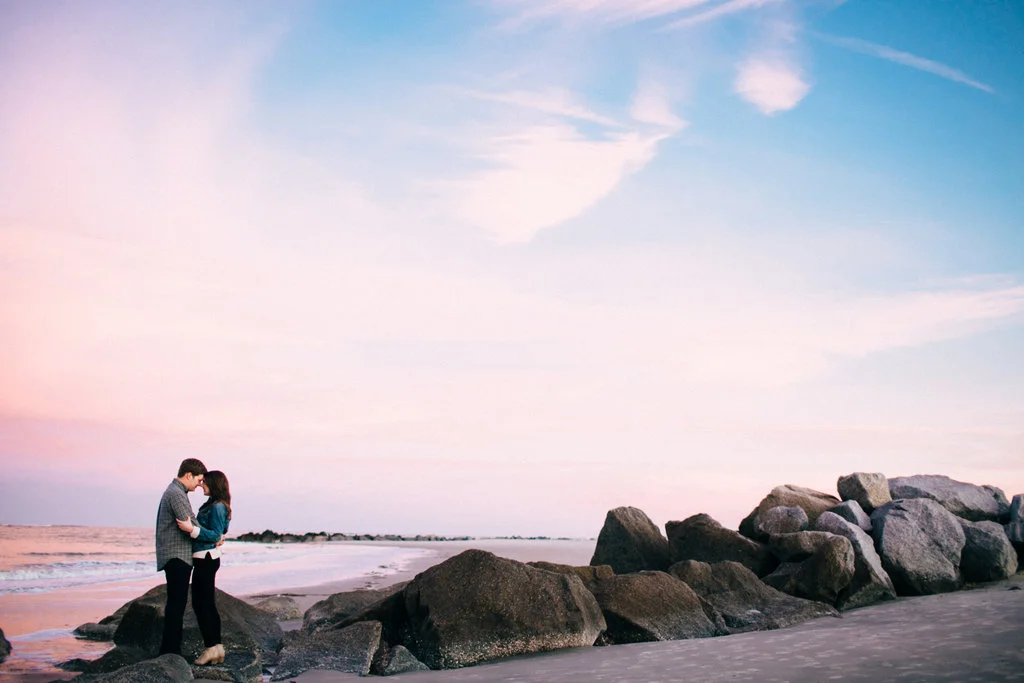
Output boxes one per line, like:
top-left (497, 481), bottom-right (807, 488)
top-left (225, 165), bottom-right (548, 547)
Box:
top-left (154, 458), bottom-right (232, 666)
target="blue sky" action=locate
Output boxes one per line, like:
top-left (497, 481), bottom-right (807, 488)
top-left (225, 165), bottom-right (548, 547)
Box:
top-left (0, 0), bottom-right (1021, 536)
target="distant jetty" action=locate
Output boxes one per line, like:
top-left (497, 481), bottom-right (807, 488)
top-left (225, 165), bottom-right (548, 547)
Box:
top-left (231, 530), bottom-right (579, 543)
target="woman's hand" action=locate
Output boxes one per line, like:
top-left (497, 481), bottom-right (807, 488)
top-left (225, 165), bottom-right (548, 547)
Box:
top-left (176, 518), bottom-right (194, 534)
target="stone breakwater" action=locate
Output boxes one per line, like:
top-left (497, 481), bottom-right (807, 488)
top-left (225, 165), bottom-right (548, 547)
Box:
top-left (231, 531), bottom-right (576, 543)
top-left (31, 472), bottom-right (1022, 682)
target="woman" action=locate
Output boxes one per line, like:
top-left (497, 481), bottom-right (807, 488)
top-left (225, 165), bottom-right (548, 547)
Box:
top-left (176, 470), bottom-right (231, 666)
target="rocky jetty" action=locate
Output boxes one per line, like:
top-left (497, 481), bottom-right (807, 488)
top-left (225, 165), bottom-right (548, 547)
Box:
top-left (233, 530), bottom-right (473, 543)
top-left (68, 470), bottom-right (1020, 679)
top-left (0, 626), bottom-right (10, 663)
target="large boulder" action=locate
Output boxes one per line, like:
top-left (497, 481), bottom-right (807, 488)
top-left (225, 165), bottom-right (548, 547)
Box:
top-left (377, 645), bottom-right (429, 676)
top-left (755, 506), bottom-right (808, 537)
top-left (888, 475), bottom-right (1007, 522)
top-left (768, 531), bottom-right (839, 562)
top-left (271, 621), bottom-right (382, 680)
top-left (527, 561), bottom-right (614, 593)
top-left (871, 499), bottom-right (966, 595)
top-left (252, 596), bottom-right (301, 621)
top-left (958, 519), bottom-right (1018, 583)
top-left (739, 486), bottom-right (841, 541)
top-left (983, 485), bottom-right (1012, 522)
top-left (836, 472), bottom-right (891, 512)
top-left (830, 500), bottom-right (872, 532)
top-left (111, 585), bottom-right (282, 666)
top-left (60, 647), bottom-right (149, 674)
top-left (0, 627), bottom-right (10, 663)
top-left (812, 511), bottom-right (896, 609)
top-left (762, 533), bottom-right (855, 606)
top-left (588, 571), bottom-right (722, 644)
top-left (1006, 494), bottom-right (1024, 565)
top-left (74, 623), bottom-right (119, 641)
top-left (303, 583), bottom-right (407, 632)
top-left (340, 549), bottom-right (606, 670)
top-left (667, 560), bottom-right (838, 633)
top-left (591, 507), bottom-right (672, 573)
top-left (665, 514), bottom-right (777, 577)
top-left (73, 654), bottom-right (193, 683)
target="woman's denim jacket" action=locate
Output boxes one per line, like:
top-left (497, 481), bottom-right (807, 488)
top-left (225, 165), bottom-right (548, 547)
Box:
top-left (193, 501), bottom-right (229, 552)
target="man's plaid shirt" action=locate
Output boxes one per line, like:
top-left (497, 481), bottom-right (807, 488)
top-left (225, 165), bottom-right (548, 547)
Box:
top-left (155, 480), bottom-right (198, 570)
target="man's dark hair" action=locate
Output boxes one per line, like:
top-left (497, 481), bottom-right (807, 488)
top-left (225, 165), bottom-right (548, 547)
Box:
top-left (177, 458), bottom-right (208, 478)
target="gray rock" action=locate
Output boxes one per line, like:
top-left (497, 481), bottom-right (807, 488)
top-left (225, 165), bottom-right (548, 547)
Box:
top-left (190, 651), bottom-right (261, 683)
top-left (888, 474), bottom-right (1007, 522)
top-left (812, 511), bottom-right (896, 609)
top-left (1005, 494), bottom-right (1024, 543)
top-left (667, 560), bottom-right (838, 634)
top-left (589, 571), bottom-right (723, 644)
top-left (837, 472), bottom-right (891, 512)
top-left (830, 500), bottom-right (872, 532)
top-left (74, 654), bottom-right (193, 683)
top-left (59, 647), bottom-right (148, 674)
top-left (768, 531), bottom-right (841, 563)
top-left (303, 583), bottom-right (407, 632)
top-left (739, 486), bottom-right (841, 541)
top-left (381, 645), bottom-right (429, 675)
top-left (666, 514), bottom-right (777, 577)
top-left (591, 506), bottom-right (673, 574)
top-left (252, 596), bottom-right (302, 621)
top-left (271, 621), bottom-right (382, 680)
top-left (0, 627), bottom-right (10, 663)
top-left (762, 533), bottom-right (855, 606)
top-left (983, 485), bottom-right (1012, 522)
top-left (111, 585), bottom-right (282, 666)
top-left (527, 561), bottom-right (614, 593)
top-left (871, 498), bottom-right (966, 595)
top-left (755, 506), bottom-right (809, 537)
top-left (339, 549), bottom-right (606, 670)
top-left (958, 519), bottom-right (1018, 583)
top-left (74, 622), bottom-right (119, 641)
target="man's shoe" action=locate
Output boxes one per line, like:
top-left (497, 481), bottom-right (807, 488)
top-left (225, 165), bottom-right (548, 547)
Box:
top-left (194, 647), bottom-right (218, 665)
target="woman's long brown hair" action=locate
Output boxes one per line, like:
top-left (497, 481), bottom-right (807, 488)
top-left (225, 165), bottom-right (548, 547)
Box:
top-left (201, 470), bottom-right (232, 520)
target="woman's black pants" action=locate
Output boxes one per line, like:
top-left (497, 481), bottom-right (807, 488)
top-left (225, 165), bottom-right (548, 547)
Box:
top-left (191, 555), bottom-right (222, 647)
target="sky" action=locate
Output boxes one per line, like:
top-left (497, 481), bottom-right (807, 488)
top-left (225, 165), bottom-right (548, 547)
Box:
top-left (1, 0), bottom-right (1022, 538)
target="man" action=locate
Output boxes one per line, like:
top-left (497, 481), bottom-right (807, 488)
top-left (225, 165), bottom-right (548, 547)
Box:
top-left (155, 458), bottom-right (207, 656)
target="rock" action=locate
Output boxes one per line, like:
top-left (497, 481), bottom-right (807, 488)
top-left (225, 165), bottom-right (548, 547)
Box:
top-left (871, 498), bottom-right (966, 595)
top-left (836, 472), bottom-right (891, 512)
top-left (73, 653), bottom-right (193, 683)
top-left (761, 533), bottom-right (854, 606)
top-left (527, 561), bottom-right (614, 593)
top-left (768, 531), bottom-right (841, 563)
top-left (74, 622), bottom-right (119, 641)
top-left (755, 506), bottom-right (808, 537)
top-left (591, 506), bottom-right (673, 574)
top-left (983, 485), bottom-right (1012, 522)
top-left (958, 519), bottom-right (1018, 583)
top-left (888, 474), bottom-right (1007, 522)
top-left (667, 560), bottom-right (838, 633)
top-left (59, 647), bottom-right (149, 674)
top-left (665, 514), bottom-right (777, 577)
top-left (830, 500), bottom-right (872, 532)
top-left (1005, 494), bottom-right (1024, 543)
top-left (303, 583), bottom-right (407, 632)
top-left (271, 621), bottom-right (382, 680)
top-left (111, 585), bottom-right (282, 666)
top-left (812, 511), bottom-right (896, 609)
top-left (739, 486), bottom-right (841, 541)
top-left (379, 645), bottom-right (430, 676)
top-left (588, 571), bottom-right (722, 644)
top-left (191, 650), bottom-right (261, 683)
top-left (342, 549), bottom-right (606, 670)
top-left (252, 596), bottom-right (302, 621)
top-left (0, 627), bottom-right (10, 663)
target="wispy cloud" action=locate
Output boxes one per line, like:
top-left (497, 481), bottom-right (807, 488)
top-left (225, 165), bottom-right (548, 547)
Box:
top-left (817, 33), bottom-right (995, 94)
top-left (494, 0), bottom-right (718, 27)
top-left (734, 56), bottom-right (809, 114)
top-left (663, 0), bottom-right (784, 30)
top-left (630, 79), bottom-right (688, 130)
top-left (458, 87), bottom-right (624, 127)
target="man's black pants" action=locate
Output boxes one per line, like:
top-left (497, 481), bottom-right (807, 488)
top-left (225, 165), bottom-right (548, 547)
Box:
top-left (159, 558), bottom-right (193, 655)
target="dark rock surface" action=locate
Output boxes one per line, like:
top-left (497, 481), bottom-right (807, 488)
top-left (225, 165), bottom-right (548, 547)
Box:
top-left (379, 644), bottom-right (430, 675)
top-left (767, 531), bottom-right (841, 563)
top-left (527, 561), bottom-right (614, 593)
top-left (74, 622), bottom-right (119, 641)
top-left (739, 486), bottom-right (841, 541)
top-left (252, 596), bottom-right (302, 621)
top-left (0, 627), bottom-right (10, 663)
top-left (888, 474), bottom-right (1006, 522)
top-left (667, 560), bottom-right (838, 633)
top-left (836, 472), bottom-right (891, 512)
top-left (589, 571), bottom-right (722, 644)
top-left (191, 651), bottom-right (261, 683)
top-left (871, 498), bottom-right (966, 595)
top-left (1006, 494), bottom-right (1024, 543)
top-left (665, 514), bottom-right (777, 577)
top-left (762, 533), bottom-right (854, 606)
top-left (958, 519), bottom-right (1018, 583)
top-left (830, 500), bottom-right (872, 532)
top-left (754, 506), bottom-right (808, 537)
top-left (73, 653), bottom-right (193, 683)
top-left (303, 583), bottom-right (407, 632)
top-left (983, 485), bottom-right (1012, 522)
top-left (110, 585), bottom-right (282, 665)
top-left (591, 507), bottom-right (673, 574)
top-left (60, 647), bottom-right (148, 674)
top-left (271, 621), bottom-right (382, 680)
top-left (812, 511), bottom-right (896, 609)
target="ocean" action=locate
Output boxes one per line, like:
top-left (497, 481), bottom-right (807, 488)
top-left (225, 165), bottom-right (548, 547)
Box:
top-left (0, 525), bottom-right (437, 676)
